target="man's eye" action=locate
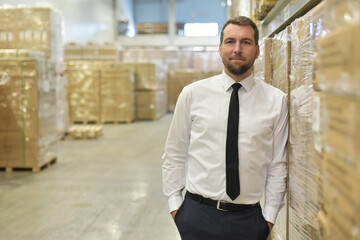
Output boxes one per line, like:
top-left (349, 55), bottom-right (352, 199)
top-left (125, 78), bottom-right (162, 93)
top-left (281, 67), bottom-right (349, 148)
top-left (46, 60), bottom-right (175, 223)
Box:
top-left (226, 40), bottom-right (234, 44)
top-left (242, 41), bottom-right (251, 45)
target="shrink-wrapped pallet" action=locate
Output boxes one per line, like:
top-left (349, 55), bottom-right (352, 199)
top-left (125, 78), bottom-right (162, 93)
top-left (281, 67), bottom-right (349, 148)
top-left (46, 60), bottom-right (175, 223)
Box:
top-left (120, 62), bottom-right (167, 91)
top-left (271, 26), bottom-right (291, 95)
top-left (66, 62), bottom-right (101, 124)
top-left (0, 50), bottom-right (57, 172)
top-left (167, 69), bottom-right (200, 112)
top-left (288, 12), bottom-right (320, 240)
top-left (100, 67), bottom-right (134, 123)
top-left (0, 6), bottom-right (64, 73)
top-left (0, 5), bottom-right (67, 139)
top-left (135, 90), bottom-right (167, 121)
top-left (65, 62), bottom-right (135, 124)
top-left (314, 0), bottom-right (360, 97)
top-left (65, 42), bottom-right (119, 61)
top-left (254, 38), bottom-right (272, 84)
top-left (312, 92), bottom-right (360, 240)
top-left (193, 51), bottom-right (223, 73)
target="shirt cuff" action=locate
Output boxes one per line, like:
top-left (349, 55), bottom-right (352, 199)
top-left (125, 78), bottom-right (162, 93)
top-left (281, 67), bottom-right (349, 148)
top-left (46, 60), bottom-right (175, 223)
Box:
top-left (168, 193), bottom-right (184, 213)
top-left (263, 205), bottom-right (281, 224)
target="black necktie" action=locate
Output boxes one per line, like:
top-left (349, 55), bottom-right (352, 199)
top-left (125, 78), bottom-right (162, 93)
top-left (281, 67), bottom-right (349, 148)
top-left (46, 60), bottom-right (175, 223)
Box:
top-left (226, 83), bottom-right (241, 200)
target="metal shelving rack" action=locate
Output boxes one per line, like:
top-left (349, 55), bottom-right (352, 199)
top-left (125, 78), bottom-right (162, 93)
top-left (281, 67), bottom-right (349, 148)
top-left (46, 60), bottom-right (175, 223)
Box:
top-left (259, 0), bottom-right (322, 38)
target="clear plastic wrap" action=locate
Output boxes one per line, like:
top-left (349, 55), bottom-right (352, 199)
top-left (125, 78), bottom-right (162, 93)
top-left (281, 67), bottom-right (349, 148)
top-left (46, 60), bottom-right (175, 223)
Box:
top-left (100, 66), bottom-right (135, 123)
top-left (0, 50), bottom-right (57, 171)
top-left (120, 62), bottom-right (167, 91)
top-left (135, 90), bottom-right (167, 121)
top-left (271, 26), bottom-right (291, 95)
top-left (0, 5), bottom-right (64, 73)
top-left (65, 62), bottom-right (135, 124)
top-left (193, 51), bottom-right (223, 73)
top-left (254, 38), bottom-right (272, 84)
top-left (315, 0), bottom-right (360, 97)
top-left (288, 12), bottom-right (320, 240)
top-left (65, 42), bottom-right (119, 61)
top-left (167, 69), bottom-right (200, 112)
top-left (65, 62), bottom-right (101, 124)
top-left (312, 92), bottom-right (360, 240)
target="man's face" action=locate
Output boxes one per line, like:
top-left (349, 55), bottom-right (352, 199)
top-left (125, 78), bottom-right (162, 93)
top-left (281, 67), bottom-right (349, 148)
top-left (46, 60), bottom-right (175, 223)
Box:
top-left (219, 24), bottom-right (259, 77)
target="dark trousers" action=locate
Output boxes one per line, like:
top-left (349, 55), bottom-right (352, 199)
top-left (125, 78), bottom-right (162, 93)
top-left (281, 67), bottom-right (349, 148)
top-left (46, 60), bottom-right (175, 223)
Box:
top-left (174, 194), bottom-right (270, 240)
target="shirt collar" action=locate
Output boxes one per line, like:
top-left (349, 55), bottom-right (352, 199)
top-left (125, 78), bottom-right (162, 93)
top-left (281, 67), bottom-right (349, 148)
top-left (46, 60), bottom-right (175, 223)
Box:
top-left (221, 71), bottom-right (254, 92)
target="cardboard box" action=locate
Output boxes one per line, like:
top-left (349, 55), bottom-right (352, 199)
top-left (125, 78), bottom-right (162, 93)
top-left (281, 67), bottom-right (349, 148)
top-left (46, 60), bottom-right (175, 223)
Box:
top-left (100, 68), bottom-right (134, 123)
top-left (313, 92), bottom-right (360, 168)
top-left (271, 26), bottom-right (291, 95)
top-left (322, 152), bottom-right (360, 218)
top-left (0, 6), bottom-right (64, 72)
top-left (316, 24), bottom-right (360, 97)
top-left (290, 12), bottom-right (314, 90)
top-left (120, 62), bottom-right (167, 91)
top-left (167, 70), bottom-right (200, 112)
top-left (0, 54), bottom-right (57, 170)
top-left (254, 38), bottom-right (272, 84)
top-left (66, 63), bottom-right (101, 123)
top-left (135, 90), bottom-right (167, 121)
top-left (327, 206), bottom-right (360, 240)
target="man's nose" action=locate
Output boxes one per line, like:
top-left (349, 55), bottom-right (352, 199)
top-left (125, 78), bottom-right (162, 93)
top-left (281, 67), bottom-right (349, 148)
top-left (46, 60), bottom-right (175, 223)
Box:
top-left (233, 42), bottom-right (242, 54)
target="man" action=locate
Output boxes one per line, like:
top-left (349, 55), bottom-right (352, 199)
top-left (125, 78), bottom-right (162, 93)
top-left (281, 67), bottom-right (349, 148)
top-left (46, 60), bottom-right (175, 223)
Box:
top-left (162, 16), bottom-right (288, 240)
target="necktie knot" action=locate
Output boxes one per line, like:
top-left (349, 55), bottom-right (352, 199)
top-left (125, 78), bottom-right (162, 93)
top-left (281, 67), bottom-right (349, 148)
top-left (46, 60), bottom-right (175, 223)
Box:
top-left (232, 83), bottom-right (242, 91)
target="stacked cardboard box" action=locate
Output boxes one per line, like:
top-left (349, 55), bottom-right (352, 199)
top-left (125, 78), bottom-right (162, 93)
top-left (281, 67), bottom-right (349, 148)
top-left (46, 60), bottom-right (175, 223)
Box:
top-left (167, 70), bottom-right (200, 112)
top-left (135, 90), bottom-right (167, 121)
top-left (193, 51), bottom-right (223, 74)
top-left (100, 67), bottom-right (134, 123)
top-left (0, 6), bottom-right (67, 140)
top-left (137, 22), bottom-right (168, 34)
top-left (269, 26), bottom-right (291, 240)
top-left (288, 10), bottom-right (321, 240)
top-left (65, 42), bottom-right (119, 61)
top-left (271, 26), bottom-right (291, 95)
top-left (254, 38), bottom-right (272, 84)
top-left (65, 62), bottom-right (135, 124)
top-left (0, 50), bottom-right (57, 172)
top-left (312, 0), bottom-right (360, 239)
top-left (313, 93), bottom-right (360, 240)
top-left (120, 61), bottom-right (167, 121)
top-left (0, 6), bottom-right (64, 70)
top-left (66, 62), bottom-right (101, 124)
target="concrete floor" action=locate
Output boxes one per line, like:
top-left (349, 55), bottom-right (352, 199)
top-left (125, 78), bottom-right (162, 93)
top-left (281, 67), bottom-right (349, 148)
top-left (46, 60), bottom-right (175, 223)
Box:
top-left (0, 114), bottom-right (181, 240)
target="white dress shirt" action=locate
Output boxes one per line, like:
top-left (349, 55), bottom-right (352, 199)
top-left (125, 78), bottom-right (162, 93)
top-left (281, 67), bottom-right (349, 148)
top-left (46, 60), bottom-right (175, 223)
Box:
top-left (162, 71), bottom-right (288, 223)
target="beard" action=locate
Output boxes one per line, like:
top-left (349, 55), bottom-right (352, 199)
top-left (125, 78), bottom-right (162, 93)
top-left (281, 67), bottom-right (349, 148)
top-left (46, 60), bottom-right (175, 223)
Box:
top-left (222, 55), bottom-right (256, 76)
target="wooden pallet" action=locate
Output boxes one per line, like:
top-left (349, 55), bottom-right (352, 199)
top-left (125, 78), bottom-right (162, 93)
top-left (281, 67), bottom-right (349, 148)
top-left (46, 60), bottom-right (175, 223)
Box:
top-left (102, 120), bottom-right (133, 124)
top-left (0, 157), bottom-right (57, 173)
top-left (72, 120), bottom-right (98, 125)
top-left (67, 125), bottom-right (103, 139)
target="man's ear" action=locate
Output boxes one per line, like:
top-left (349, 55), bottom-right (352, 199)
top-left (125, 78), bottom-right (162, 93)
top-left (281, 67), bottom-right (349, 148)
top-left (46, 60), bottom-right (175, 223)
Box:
top-left (255, 44), bottom-right (260, 59)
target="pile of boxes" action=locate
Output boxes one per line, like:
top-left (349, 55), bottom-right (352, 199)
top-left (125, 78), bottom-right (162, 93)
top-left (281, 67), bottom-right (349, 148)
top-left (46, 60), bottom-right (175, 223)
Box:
top-left (0, 50), bottom-right (57, 172)
top-left (313, 0), bottom-right (360, 239)
top-left (66, 62), bottom-right (134, 124)
top-left (0, 5), bottom-right (64, 171)
top-left (253, 0), bottom-right (360, 239)
top-left (64, 42), bottom-right (119, 61)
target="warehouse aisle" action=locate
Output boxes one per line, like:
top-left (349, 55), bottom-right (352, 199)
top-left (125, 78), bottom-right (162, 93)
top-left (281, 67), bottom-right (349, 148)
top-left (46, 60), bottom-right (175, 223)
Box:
top-left (0, 114), bottom-right (180, 240)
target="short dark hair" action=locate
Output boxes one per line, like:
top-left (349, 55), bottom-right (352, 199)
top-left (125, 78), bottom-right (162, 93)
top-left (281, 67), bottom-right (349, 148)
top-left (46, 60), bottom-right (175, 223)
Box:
top-left (220, 16), bottom-right (259, 45)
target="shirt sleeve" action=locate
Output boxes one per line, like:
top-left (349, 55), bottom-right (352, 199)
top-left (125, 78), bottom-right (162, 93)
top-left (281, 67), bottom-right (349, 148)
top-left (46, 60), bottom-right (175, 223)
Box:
top-left (162, 85), bottom-right (192, 213)
top-left (263, 94), bottom-right (288, 224)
